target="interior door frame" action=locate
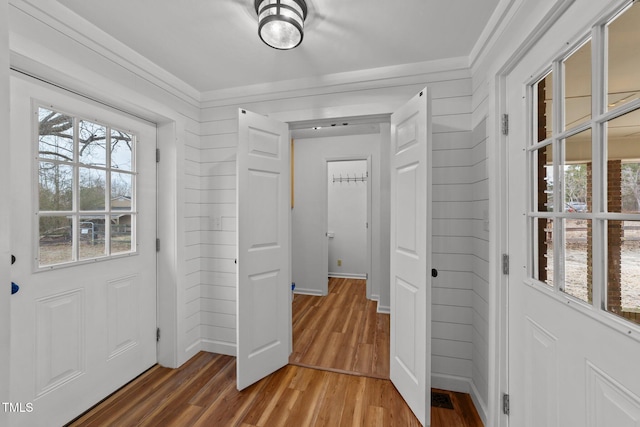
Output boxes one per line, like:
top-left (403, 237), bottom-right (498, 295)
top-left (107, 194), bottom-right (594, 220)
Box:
top-left (324, 155), bottom-right (373, 298)
top-left (491, 2), bottom-right (585, 426)
top-left (285, 116), bottom-right (391, 308)
top-left (5, 67), bottom-right (181, 373)
top-left (0, 2), bottom-right (10, 422)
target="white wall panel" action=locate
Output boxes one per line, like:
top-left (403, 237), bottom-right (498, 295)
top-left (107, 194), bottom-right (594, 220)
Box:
top-left (469, 118), bottom-right (490, 411)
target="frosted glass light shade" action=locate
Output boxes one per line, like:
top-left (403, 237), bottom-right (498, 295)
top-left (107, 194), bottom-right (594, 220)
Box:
top-left (255, 0), bottom-right (307, 50)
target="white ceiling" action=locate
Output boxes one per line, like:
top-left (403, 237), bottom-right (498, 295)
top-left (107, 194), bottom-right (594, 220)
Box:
top-left (56, 0), bottom-right (500, 94)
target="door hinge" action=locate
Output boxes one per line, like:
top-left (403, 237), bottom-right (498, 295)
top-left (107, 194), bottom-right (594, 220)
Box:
top-left (156, 238), bottom-right (160, 252)
top-left (502, 254), bottom-right (509, 275)
top-left (156, 327), bottom-right (160, 342)
top-left (502, 114), bottom-right (509, 136)
top-left (503, 393), bottom-right (510, 415)
top-left (156, 148), bottom-right (160, 163)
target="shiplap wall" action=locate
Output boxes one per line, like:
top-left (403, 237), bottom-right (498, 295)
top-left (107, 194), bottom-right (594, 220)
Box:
top-left (430, 77), bottom-right (476, 389)
top-left (197, 71), bottom-right (484, 388)
top-left (184, 129), bottom-right (203, 354)
top-left (470, 118), bottom-right (490, 411)
top-left (198, 118), bottom-right (239, 355)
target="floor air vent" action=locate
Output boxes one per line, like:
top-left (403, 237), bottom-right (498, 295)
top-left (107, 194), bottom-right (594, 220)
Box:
top-left (431, 391), bottom-right (454, 410)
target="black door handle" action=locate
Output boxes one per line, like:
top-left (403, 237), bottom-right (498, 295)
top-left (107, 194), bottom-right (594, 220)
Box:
top-left (11, 255), bottom-right (15, 265)
top-left (11, 282), bottom-right (19, 295)
top-left (431, 268), bottom-right (438, 278)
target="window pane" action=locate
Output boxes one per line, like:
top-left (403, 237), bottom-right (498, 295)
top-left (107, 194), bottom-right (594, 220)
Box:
top-left (534, 145), bottom-right (554, 212)
top-left (79, 120), bottom-right (106, 167)
top-left (79, 216), bottom-right (106, 260)
top-left (607, 2), bottom-right (640, 111)
top-left (79, 167), bottom-right (106, 211)
top-left (564, 40), bottom-right (591, 129)
top-left (608, 220), bottom-right (640, 325)
top-left (535, 72), bottom-right (553, 142)
top-left (111, 129), bottom-right (133, 171)
top-left (111, 172), bottom-right (133, 209)
top-left (533, 217), bottom-right (553, 286)
top-left (607, 108), bottom-right (640, 213)
top-left (39, 216), bottom-right (73, 266)
top-left (563, 128), bottom-right (591, 213)
top-left (39, 162), bottom-right (73, 211)
top-left (38, 108), bottom-right (73, 162)
top-left (111, 214), bottom-right (133, 254)
top-left (562, 218), bottom-right (591, 303)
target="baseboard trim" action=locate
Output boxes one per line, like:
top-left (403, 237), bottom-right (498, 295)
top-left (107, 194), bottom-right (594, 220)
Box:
top-left (200, 340), bottom-right (236, 357)
top-left (469, 379), bottom-right (488, 426)
top-left (328, 273), bottom-right (367, 279)
top-left (377, 304), bottom-right (390, 314)
top-left (293, 288), bottom-right (325, 296)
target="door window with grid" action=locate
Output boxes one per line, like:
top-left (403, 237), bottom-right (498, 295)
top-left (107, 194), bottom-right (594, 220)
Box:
top-left (37, 105), bottom-right (137, 268)
top-left (529, 1), bottom-right (640, 325)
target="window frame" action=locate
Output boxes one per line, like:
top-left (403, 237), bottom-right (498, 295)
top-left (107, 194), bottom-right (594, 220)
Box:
top-left (32, 100), bottom-right (139, 272)
top-left (525, 0), bottom-right (640, 330)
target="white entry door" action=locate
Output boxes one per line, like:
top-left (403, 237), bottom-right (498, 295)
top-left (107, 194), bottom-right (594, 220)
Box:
top-left (236, 109), bottom-right (290, 390)
top-left (9, 76), bottom-right (157, 426)
top-left (390, 88), bottom-right (432, 426)
top-left (506, 3), bottom-right (640, 424)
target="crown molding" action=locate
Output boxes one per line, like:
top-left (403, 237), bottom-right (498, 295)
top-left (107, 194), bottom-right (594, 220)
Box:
top-left (469, 0), bottom-right (522, 72)
top-left (9, 0), bottom-right (201, 108)
top-left (200, 56), bottom-right (470, 107)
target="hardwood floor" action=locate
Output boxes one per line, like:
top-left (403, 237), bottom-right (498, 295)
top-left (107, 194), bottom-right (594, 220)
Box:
top-left (68, 278), bottom-right (483, 426)
top-left (289, 278), bottom-right (389, 378)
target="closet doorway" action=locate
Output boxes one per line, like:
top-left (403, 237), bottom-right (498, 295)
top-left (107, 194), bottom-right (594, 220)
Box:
top-left (289, 126), bottom-right (388, 378)
top-left (327, 159), bottom-right (370, 283)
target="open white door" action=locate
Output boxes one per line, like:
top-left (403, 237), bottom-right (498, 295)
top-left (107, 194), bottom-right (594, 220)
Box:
top-left (390, 88), bottom-right (432, 426)
top-left (236, 108), bottom-right (291, 390)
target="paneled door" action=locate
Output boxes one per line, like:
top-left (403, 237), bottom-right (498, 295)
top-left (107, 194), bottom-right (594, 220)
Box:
top-left (506, 3), bottom-right (640, 425)
top-left (236, 109), bottom-right (291, 390)
top-left (390, 88), bottom-right (432, 426)
top-left (9, 75), bottom-right (157, 426)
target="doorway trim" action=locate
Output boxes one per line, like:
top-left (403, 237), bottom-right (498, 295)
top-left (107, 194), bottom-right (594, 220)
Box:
top-left (7, 62), bottom-right (182, 370)
top-left (324, 156), bottom-right (373, 299)
top-left (488, 1), bottom-right (580, 426)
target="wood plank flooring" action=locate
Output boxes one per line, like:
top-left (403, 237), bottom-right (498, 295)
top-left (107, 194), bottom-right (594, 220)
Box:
top-left (68, 278), bottom-right (483, 427)
top-left (289, 278), bottom-right (389, 378)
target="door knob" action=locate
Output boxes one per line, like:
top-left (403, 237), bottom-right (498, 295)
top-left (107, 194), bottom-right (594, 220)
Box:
top-left (431, 268), bottom-right (438, 278)
top-left (11, 255), bottom-right (15, 265)
top-left (11, 282), bottom-right (19, 295)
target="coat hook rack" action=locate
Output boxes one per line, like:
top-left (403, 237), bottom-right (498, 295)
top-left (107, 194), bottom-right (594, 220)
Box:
top-left (332, 172), bottom-right (368, 184)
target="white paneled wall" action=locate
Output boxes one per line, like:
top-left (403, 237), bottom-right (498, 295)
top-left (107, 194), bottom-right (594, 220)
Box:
top-left (430, 79), bottom-right (477, 389)
top-left (198, 115), bottom-right (240, 355)
top-left (470, 118), bottom-right (490, 412)
top-left (183, 129), bottom-right (202, 353)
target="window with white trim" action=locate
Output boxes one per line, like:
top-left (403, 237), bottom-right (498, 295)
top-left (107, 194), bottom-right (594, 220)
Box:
top-left (37, 105), bottom-right (137, 268)
top-left (529, 1), bottom-right (640, 325)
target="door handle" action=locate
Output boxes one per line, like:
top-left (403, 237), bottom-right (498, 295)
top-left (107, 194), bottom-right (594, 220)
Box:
top-left (11, 255), bottom-right (16, 265)
top-left (431, 268), bottom-right (438, 278)
top-left (11, 282), bottom-right (19, 295)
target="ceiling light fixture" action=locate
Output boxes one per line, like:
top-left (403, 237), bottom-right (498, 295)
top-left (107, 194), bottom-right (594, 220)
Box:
top-left (255, 0), bottom-right (307, 50)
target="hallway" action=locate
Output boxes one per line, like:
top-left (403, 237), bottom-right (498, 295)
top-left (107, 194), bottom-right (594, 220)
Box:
top-left (290, 278), bottom-right (389, 378)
